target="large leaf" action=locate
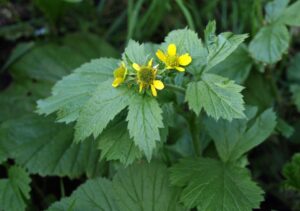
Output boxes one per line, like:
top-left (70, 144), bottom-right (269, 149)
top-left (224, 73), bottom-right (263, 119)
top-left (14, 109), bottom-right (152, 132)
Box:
top-left (186, 73), bottom-right (245, 120)
top-left (113, 162), bottom-right (185, 211)
top-left (37, 58), bottom-right (119, 123)
top-left (10, 33), bottom-right (118, 82)
top-left (74, 80), bottom-right (133, 142)
top-left (126, 95), bottom-right (164, 160)
top-left (47, 178), bottom-right (118, 211)
top-left (48, 163), bottom-right (184, 211)
top-left (0, 166), bottom-right (31, 211)
top-left (163, 28), bottom-right (207, 74)
top-left (210, 45), bottom-right (253, 84)
top-left (249, 24), bottom-right (290, 64)
top-left (278, 0), bottom-right (300, 26)
top-left (170, 158), bottom-right (264, 210)
top-left (98, 119), bottom-right (142, 166)
top-left (205, 107), bottom-right (277, 162)
top-left (0, 115), bottom-right (102, 178)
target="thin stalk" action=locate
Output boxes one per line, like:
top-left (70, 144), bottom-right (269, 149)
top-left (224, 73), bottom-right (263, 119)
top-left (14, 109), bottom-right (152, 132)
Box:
top-left (189, 114), bottom-right (201, 157)
top-left (60, 178), bottom-right (65, 198)
top-left (165, 84), bottom-right (185, 94)
top-left (175, 0), bottom-right (195, 30)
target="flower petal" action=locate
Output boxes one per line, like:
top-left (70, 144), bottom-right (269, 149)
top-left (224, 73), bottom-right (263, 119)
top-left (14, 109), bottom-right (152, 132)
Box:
top-left (132, 63), bottom-right (141, 71)
top-left (156, 49), bottom-right (166, 63)
top-left (178, 53), bottom-right (192, 66)
top-left (112, 78), bottom-right (123, 87)
top-left (151, 85), bottom-right (157, 97)
top-left (148, 58), bottom-right (153, 67)
top-left (153, 80), bottom-right (164, 90)
top-left (139, 83), bottom-right (143, 93)
top-left (175, 66), bottom-right (185, 72)
top-left (167, 43), bottom-right (176, 56)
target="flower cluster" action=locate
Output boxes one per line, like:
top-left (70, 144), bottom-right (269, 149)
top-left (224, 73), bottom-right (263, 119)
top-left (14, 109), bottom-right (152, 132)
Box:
top-left (112, 43), bottom-right (192, 97)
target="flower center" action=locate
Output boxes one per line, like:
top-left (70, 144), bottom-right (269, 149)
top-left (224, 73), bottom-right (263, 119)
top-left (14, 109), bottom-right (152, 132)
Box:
top-left (166, 55), bottom-right (179, 67)
top-left (138, 67), bottom-right (155, 85)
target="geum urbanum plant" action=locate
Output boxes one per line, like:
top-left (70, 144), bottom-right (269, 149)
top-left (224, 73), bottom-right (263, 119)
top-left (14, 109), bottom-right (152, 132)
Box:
top-left (37, 21), bottom-right (277, 210)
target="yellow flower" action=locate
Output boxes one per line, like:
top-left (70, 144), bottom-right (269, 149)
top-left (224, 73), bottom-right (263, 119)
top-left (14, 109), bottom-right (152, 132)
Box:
top-left (132, 59), bottom-right (164, 97)
top-left (156, 43), bottom-right (192, 72)
top-left (112, 62), bottom-right (127, 87)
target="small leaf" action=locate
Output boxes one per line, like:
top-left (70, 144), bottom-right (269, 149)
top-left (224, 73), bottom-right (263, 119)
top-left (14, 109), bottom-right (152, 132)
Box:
top-left (205, 107), bottom-right (277, 161)
top-left (163, 28), bottom-right (207, 74)
top-left (122, 40), bottom-right (148, 65)
top-left (283, 153), bottom-right (300, 190)
top-left (205, 32), bottom-right (248, 71)
top-left (0, 115), bottom-right (103, 178)
top-left (126, 94), bottom-right (164, 160)
top-left (113, 162), bottom-right (185, 211)
top-left (74, 80), bottom-right (133, 142)
top-left (37, 58), bottom-right (119, 123)
top-left (170, 158), bottom-right (264, 210)
top-left (186, 73), bottom-right (245, 120)
top-left (279, 0), bottom-right (300, 26)
top-left (47, 178), bottom-right (118, 211)
top-left (265, 0), bottom-right (289, 23)
top-left (249, 24), bottom-right (290, 64)
top-left (98, 119), bottom-right (142, 166)
top-left (276, 118), bottom-right (294, 138)
top-left (0, 166), bottom-right (31, 211)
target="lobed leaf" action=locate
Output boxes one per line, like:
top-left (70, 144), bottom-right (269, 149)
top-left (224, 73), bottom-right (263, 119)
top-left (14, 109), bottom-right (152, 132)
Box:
top-left (170, 158), bottom-right (264, 211)
top-left (0, 115), bottom-right (103, 178)
top-left (205, 107), bottom-right (277, 162)
top-left (37, 58), bottom-right (120, 123)
top-left (186, 73), bottom-right (245, 120)
top-left (126, 94), bottom-right (164, 160)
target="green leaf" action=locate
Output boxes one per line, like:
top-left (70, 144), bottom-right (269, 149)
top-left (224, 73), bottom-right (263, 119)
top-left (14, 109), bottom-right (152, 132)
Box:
top-left (10, 33), bottom-right (118, 82)
top-left (276, 118), bottom-right (294, 138)
top-left (163, 28), bottom-right (207, 74)
top-left (113, 162), bottom-right (185, 211)
top-left (74, 80), bottom-right (132, 142)
top-left (186, 73), bottom-right (245, 120)
top-left (290, 85), bottom-right (300, 112)
top-left (205, 32), bottom-right (248, 71)
top-left (37, 58), bottom-right (119, 123)
top-left (279, 0), bottom-right (300, 26)
top-left (0, 115), bottom-right (103, 178)
top-left (0, 81), bottom-right (51, 123)
top-left (283, 153), bottom-right (300, 190)
top-left (249, 24), bottom-right (290, 64)
top-left (205, 107), bottom-right (277, 162)
top-left (265, 0), bottom-right (289, 23)
top-left (47, 178), bottom-right (118, 211)
top-left (122, 40), bottom-right (148, 65)
top-left (98, 119), bottom-right (142, 166)
top-left (170, 158), bottom-right (264, 210)
top-left (210, 45), bottom-right (253, 84)
top-left (0, 166), bottom-right (31, 211)
top-left (126, 95), bottom-right (164, 160)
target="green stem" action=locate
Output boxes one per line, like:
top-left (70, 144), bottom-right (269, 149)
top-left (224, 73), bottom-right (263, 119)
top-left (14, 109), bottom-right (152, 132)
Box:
top-left (189, 114), bottom-right (201, 157)
top-left (165, 84), bottom-right (185, 94)
top-left (175, 0), bottom-right (195, 30)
